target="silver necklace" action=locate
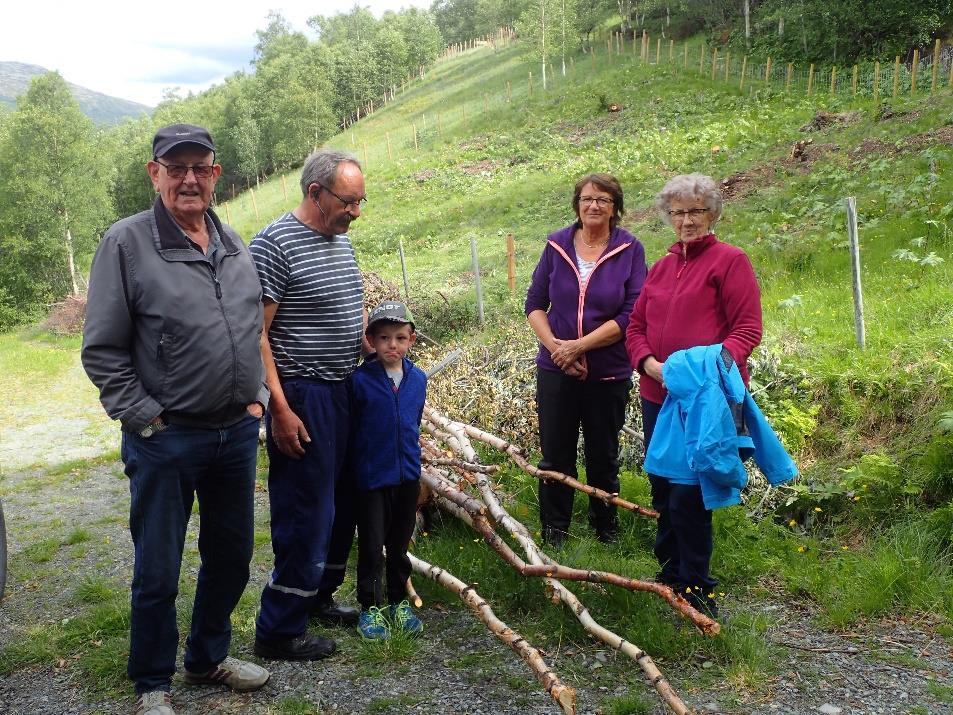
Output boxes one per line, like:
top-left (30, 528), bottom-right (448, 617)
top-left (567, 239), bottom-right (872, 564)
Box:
top-left (579, 233), bottom-right (608, 249)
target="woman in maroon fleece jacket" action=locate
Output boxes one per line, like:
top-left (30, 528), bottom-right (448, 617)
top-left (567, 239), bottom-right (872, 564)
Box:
top-left (625, 173), bottom-right (762, 617)
top-left (526, 173), bottom-right (647, 548)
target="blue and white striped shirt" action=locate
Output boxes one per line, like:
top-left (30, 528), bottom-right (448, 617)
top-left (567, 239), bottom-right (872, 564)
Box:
top-left (250, 213), bottom-right (364, 381)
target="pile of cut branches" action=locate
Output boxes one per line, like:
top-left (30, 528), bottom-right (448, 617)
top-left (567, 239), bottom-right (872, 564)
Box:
top-left (410, 403), bottom-right (720, 714)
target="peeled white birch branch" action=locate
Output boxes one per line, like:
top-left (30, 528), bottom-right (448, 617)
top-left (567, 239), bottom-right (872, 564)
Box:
top-left (424, 406), bottom-right (658, 519)
top-left (408, 552), bottom-right (577, 714)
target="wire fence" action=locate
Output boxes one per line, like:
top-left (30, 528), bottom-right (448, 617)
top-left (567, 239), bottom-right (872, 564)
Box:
top-left (321, 29), bottom-right (952, 175)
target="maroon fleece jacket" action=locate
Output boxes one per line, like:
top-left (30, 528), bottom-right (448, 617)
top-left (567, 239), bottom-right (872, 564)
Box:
top-left (625, 233), bottom-right (762, 403)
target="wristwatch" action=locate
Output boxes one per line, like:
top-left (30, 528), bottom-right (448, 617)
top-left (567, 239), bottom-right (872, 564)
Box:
top-left (139, 417), bottom-right (168, 438)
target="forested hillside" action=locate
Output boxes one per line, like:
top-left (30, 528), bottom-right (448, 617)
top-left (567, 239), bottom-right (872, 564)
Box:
top-left (0, 61), bottom-right (150, 124)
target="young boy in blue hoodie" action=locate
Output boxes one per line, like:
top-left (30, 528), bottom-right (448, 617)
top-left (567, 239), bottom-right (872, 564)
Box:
top-left (350, 301), bottom-right (427, 639)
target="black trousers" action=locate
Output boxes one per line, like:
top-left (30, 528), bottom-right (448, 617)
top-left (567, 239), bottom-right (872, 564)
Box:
top-left (356, 480), bottom-right (420, 609)
top-left (536, 369), bottom-right (632, 538)
top-left (642, 398), bottom-right (717, 592)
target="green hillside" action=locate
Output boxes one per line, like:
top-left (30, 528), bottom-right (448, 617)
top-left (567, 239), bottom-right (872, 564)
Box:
top-left (2, 35), bottom-right (952, 714)
top-left (222, 36), bottom-right (953, 627)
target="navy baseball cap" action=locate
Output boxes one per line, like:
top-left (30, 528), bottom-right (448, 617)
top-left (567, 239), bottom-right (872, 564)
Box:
top-left (152, 123), bottom-right (215, 159)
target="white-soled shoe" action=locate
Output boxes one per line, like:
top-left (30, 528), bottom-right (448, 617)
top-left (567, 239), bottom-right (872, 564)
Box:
top-left (183, 655), bottom-right (270, 692)
top-left (133, 690), bottom-right (174, 715)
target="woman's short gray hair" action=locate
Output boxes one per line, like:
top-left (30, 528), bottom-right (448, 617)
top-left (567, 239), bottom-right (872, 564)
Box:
top-left (299, 149), bottom-right (361, 197)
top-left (656, 173), bottom-right (723, 226)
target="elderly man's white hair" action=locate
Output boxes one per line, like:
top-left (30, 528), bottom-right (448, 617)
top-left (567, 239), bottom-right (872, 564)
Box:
top-left (655, 173), bottom-right (723, 226)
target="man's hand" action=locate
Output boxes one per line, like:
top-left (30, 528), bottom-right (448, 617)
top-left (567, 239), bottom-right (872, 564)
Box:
top-left (246, 402), bottom-right (264, 419)
top-left (270, 407), bottom-right (310, 458)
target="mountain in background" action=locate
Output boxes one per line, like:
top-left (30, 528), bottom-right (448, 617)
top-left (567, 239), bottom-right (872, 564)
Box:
top-left (0, 61), bottom-right (151, 125)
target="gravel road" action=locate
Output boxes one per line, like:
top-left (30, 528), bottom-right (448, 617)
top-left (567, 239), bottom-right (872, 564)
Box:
top-left (0, 356), bottom-right (950, 715)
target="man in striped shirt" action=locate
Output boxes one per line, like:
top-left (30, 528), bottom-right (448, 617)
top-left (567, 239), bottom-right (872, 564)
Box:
top-left (250, 150), bottom-right (367, 660)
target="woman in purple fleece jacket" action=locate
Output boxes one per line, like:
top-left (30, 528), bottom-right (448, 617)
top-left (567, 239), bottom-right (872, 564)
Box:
top-left (525, 173), bottom-right (647, 547)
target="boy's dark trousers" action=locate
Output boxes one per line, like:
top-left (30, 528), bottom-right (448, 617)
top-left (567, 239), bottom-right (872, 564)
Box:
top-left (356, 480), bottom-right (420, 608)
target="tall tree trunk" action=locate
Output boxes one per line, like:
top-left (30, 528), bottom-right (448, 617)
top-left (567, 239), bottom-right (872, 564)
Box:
top-left (541, 0), bottom-right (548, 90)
top-left (63, 212), bottom-right (79, 297)
top-left (744, 0), bottom-right (751, 51)
top-left (561, 0), bottom-right (567, 75)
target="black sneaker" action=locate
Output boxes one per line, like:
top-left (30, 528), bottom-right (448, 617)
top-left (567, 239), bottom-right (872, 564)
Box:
top-left (312, 598), bottom-right (359, 626)
top-left (253, 633), bottom-right (337, 661)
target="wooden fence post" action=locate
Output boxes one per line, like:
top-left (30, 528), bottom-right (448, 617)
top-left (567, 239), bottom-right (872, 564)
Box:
top-left (852, 64), bottom-right (858, 96)
top-left (830, 65), bottom-right (837, 94)
top-left (669, 39), bottom-right (674, 61)
top-left (785, 62), bottom-right (793, 92)
top-left (932, 39), bottom-right (941, 93)
top-left (845, 197), bottom-right (865, 350)
top-left (281, 175), bottom-right (288, 201)
top-left (725, 52), bottom-right (731, 82)
top-left (250, 187), bottom-right (259, 220)
top-left (386, 132), bottom-right (393, 160)
top-left (656, 37), bottom-right (661, 64)
top-left (765, 56), bottom-right (772, 84)
top-left (224, 202), bottom-right (232, 225)
top-left (874, 61), bottom-right (881, 102)
top-left (911, 49), bottom-right (919, 95)
top-left (398, 238), bottom-right (410, 300)
top-left (892, 55), bottom-right (901, 99)
top-left (740, 55), bottom-right (748, 90)
top-left (506, 233), bottom-right (516, 296)
top-left (699, 41), bottom-right (705, 74)
top-left (807, 63), bottom-right (815, 96)
top-left (528, 71), bottom-right (533, 97)
top-left (711, 47), bottom-right (718, 80)
top-left (413, 123), bottom-right (418, 151)
top-left (362, 141), bottom-right (368, 168)
top-left (470, 235), bottom-right (485, 326)
top-left (683, 41), bottom-right (688, 68)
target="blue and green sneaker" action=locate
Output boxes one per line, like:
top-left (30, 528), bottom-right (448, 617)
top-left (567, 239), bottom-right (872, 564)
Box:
top-left (390, 600), bottom-right (423, 635)
top-left (357, 607), bottom-right (390, 640)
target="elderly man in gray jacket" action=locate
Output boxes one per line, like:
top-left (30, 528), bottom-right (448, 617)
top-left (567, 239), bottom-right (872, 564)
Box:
top-left (82, 124), bottom-right (270, 715)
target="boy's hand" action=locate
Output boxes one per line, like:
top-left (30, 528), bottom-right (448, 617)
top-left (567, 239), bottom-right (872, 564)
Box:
top-left (271, 408), bottom-right (310, 458)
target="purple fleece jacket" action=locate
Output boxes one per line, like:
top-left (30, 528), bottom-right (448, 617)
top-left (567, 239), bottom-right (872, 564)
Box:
top-left (525, 223), bottom-right (647, 381)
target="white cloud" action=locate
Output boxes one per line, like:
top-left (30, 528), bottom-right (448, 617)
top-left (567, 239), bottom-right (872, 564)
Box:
top-left (2, 0), bottom-right (431, 106)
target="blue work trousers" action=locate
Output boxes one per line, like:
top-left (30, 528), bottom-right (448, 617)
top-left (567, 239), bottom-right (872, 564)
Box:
top-left (256, 378), bottom-right (350, 640)
top-left (121, 414), bottom-right (259, 694)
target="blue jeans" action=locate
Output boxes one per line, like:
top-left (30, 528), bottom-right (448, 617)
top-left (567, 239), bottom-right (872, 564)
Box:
top-left (121, 414), bottom-right (259, 694)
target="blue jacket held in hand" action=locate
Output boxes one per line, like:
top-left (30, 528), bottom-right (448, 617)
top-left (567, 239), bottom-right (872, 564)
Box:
top-left (644, 344), bottom-right (797, 510)
top-left (349, 354), bottom-right (427, 491)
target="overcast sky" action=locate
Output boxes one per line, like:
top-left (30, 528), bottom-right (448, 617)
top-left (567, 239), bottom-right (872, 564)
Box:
top-left (2, 1), bottom-right (432, 107)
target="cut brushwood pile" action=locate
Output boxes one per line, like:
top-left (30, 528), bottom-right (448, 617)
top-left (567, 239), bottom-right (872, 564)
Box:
top-left (409, 402), bottom-right (719, 715)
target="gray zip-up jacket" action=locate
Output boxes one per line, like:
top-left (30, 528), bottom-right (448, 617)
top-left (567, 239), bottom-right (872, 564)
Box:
top-left (82, 197), bottom-right (268, 432)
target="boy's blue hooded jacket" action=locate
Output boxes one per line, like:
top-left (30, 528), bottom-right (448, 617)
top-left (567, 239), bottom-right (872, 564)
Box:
top-left (349, 354), bottom-right (427, 491)
top-left (644, 344), bottom-right (797, 509)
